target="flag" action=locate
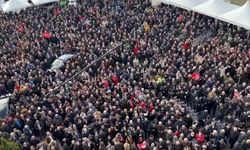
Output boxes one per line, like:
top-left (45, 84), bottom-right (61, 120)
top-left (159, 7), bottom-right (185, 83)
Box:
top-left (191, 73), bottom-right (200, 81)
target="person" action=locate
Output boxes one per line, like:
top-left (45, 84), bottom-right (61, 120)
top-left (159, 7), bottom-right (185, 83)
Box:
top-left (0, 0), bottom-right (249, 149)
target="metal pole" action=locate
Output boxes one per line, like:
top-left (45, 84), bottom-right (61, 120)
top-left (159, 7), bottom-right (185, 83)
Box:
top-left (44, 43), bottom-right (123, 97)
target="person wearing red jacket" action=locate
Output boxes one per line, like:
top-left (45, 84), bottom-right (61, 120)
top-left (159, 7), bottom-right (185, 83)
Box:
top-left (111, 74), bottom-right (119, 85)
top-left (140, 101), bottom-right (146, 110)
top-left (17, 22), bottom-right (26, 32)
top-left (182, 40), bottom-right (191, 49)
top-left (195, 131), bottom-right (205, 144)
top-left (102, 79), bottom-right (110, 89)
top-left (149, 102), bottom-right (154, 112)
top-left (42, 31), bottom-right (52, 39)
top-left (133, 40), bottom-right (140, 56)
top-left (191, 73), bottom-right (201, 81)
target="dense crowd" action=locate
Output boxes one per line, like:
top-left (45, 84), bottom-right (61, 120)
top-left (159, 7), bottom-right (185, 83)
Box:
top-left (0, 0), bottom-right (250, 149)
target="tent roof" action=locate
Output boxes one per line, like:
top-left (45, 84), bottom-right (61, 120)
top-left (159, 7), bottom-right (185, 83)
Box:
top-left (2, 0), bottom-right (31, 12)
top-left (220, 1), bottom-right (250, 29)
top-left (167, 0), bottom-right (208, 10)
top-left (31, 0), bottom-right (59, 5)
top-left (193, 0), bottom-right (239, 18)
top-left (151, 0), bottom-right (162, 6)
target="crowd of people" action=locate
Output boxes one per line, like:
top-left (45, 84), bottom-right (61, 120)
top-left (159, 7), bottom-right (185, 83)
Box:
top-left (0, 0), bottom-right (250, 149)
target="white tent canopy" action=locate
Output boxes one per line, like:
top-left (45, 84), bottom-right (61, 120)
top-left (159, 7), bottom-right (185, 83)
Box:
top-left (167, 0), bottom-right (208, 10)
top-left (151, 0), bottom-right (162, 6)
top-left (220, 1), bottom-right (250, 30)
top-left (2, 0), bottom-right (31, 12)
top-left (31, 0), bottom-right (59, 5)
top-left (193, 0), bottom-right (239, 19)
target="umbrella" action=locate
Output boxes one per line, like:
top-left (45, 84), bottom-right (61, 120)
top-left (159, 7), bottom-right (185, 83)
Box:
top-left (58, 54), bottom-right (74, 61)
top-left (51, 59), bottom-right (64, 70)
top-left (51, 54), bottom-right (74, 70)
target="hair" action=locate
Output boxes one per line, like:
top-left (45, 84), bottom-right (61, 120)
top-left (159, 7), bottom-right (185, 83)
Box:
top-left (124, 142), bottom-right (130, 150)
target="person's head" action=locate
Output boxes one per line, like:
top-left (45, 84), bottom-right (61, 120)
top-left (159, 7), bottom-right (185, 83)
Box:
top-left (168, 129), bottom-right (172, 134)
top-left (233, 127), bottom-right (238, 132)
top-left (220, 129), bottom-right (225, 135)
top-left (175, 140), bottom-right (181, 145)
top-left (191, 132), bottom-right (195, 137)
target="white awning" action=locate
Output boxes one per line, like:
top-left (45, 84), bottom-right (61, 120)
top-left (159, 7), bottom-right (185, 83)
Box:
top-left (193, 0), bottom-right (239, 19)
top-left (167, 0), bottom-right (208, 10)
top-left (220, 1), bottom-right (250, 29)
top-left (31, 0), bottom-right (59, 5)
top-left (0, 0), bottom-right (4, 11)
top-left (2, 0), bottom-right (31, 12)
top-left (151, 0), bottom-right (160, 6)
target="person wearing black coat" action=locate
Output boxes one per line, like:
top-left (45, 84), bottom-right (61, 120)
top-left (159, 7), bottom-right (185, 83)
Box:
top-left (53, 126), bottom-right (64, 142)
top-left (228, 127), bottom-right (240, 148)
top-left (30, 136), bottom-right (40, 147)
top-left (115, 143), bottom-right (124, 150)
top-left (183, 114), bottom-right (193, 129)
